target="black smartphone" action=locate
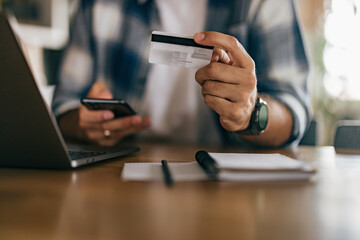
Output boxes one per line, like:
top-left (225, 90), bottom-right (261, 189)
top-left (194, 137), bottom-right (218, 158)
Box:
top-left (81, 98), bottom-right (136, 118)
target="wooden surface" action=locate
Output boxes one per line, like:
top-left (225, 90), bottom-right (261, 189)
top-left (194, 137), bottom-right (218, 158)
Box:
top-left (1, 142), bottom-right (360, 240)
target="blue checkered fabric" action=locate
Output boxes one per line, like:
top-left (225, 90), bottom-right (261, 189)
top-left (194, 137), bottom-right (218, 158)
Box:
top-left (52, 0), bottom-right (310, 146)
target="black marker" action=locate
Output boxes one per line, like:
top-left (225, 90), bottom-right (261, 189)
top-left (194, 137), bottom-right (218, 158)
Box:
top-left (195, 150), bottom-right (219, 180)
top-left (161, 160), bottom-right (173, 186)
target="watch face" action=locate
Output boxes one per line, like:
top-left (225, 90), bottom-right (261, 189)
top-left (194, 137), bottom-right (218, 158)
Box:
top-left (258, 104), bottom-right (268, 130)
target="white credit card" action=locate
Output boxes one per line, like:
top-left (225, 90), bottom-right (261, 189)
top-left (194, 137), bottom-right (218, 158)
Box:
top-left (149, 31), bottom-right (213, 69)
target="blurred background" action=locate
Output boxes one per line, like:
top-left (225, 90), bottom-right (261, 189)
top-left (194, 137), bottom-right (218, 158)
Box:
top-left (1, 0), bottom-right (359, 146)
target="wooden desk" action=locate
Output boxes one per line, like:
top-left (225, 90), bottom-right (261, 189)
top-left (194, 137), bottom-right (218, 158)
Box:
top-left (1, 143), bottom-right (360, 240)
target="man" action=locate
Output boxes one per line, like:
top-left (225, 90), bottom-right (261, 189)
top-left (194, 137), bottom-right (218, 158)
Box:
top-left (52, 0), bottom-right (310, 147)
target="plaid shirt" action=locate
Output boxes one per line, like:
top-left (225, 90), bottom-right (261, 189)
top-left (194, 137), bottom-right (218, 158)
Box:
top-left (52, 0), bottom-right (310, 146)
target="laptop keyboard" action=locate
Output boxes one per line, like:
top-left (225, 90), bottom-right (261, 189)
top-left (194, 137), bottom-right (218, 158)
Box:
top-left (68, 151), bottom-right (106, 160)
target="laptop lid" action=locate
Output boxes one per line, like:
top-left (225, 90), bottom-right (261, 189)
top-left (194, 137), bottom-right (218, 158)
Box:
top-left (0, 13), bottom-right (138, 169)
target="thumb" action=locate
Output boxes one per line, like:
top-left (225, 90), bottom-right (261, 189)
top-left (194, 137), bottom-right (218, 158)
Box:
top-left (87, 82), bottom-right (113, 99)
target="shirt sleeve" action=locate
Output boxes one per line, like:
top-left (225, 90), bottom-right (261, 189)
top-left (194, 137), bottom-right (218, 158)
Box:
top-left (51, 2), bottom-right (95, 118)
top-left (248, 0), bottom-right (311, 146)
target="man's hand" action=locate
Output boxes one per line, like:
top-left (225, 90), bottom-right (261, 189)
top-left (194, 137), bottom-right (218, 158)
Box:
top-left (194, 31), bottom-right (257, 132)
top-left (78, 82), bottom-right (150, 146)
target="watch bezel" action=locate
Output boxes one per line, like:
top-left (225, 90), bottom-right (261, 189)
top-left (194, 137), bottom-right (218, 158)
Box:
top-left (237, 97), bottom-right (268, 135)
top-left (256, 98), bottom-right (268, 132)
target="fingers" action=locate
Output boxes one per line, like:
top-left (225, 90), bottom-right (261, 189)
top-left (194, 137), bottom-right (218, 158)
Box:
top-left (194, 31), bottom-right (258, 132)
top-left (194, 31), bottom-right (254, 69)
top-left (79, 83), bottom-right (150, 147)
top-left (195, 62), bottom-right (256, 101)
top-left (79, 105), bottom-right (114, 124)
top-left (195, 62), bottom-right (256, 86)
top-left (201, 81), bottom-right (246, 103)
top-left (84, 119), bottom-right (149, 142)
top-left (211, 47), bottom-right (231, 64)
top-left (201, 85), bottom-right (256, 131)
top-left (101, 116), bottom-right (149, 131)
top-left (87, 81), bottom-right (113, 99)
top-left (203, 95), bottom-right (254, 132)
top-left (110, 121), bottom-right (150, 139)
top-left (80, 115), bottom-right (151, 146)
top-left (79, 82), bottom-right (115, 128)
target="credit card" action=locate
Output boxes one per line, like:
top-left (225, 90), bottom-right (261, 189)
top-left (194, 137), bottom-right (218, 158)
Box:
top-left (149, 31), bottom-right (213, 69)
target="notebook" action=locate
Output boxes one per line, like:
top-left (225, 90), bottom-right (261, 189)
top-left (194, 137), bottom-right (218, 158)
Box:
top-left (195, 151), bottom-right (316, 181)
top-left (0, 13), bottom-right (139, 169)
top-left (122, 151), bottom-right (316, 182)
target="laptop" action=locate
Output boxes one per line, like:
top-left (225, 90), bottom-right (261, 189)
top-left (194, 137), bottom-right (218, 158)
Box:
top-left (0, 13), bottom-right (139, 169)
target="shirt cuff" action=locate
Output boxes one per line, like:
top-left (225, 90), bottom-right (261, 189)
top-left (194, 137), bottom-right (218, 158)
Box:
top-left (274, 93), bottom-right (309, 146)
top-left (53, 100), bottom-right (81, 119)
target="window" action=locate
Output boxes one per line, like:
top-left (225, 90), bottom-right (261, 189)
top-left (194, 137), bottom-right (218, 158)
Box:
top-left (324, 0), bottom-right (360, 100)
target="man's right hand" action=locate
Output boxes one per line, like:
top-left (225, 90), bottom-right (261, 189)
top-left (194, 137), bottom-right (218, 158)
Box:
top-left (77, 82), bottom-right (150, 146)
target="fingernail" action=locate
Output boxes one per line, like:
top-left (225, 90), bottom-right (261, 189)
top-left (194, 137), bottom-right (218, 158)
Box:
top-left (104, 112), bottom-right (114, 120)
top-left (194, 32), bottom-right (205, 42)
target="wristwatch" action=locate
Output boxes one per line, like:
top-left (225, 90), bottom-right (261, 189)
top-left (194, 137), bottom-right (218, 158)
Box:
top-left (237, 97), bottom-right (268, 135)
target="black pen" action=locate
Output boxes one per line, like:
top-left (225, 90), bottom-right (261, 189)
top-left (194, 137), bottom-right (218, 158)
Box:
top-left (161, 160), bottom-right (173, 186)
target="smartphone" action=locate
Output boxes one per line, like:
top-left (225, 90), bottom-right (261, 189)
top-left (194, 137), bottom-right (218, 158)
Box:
top-left (81, 98), bottom-right (136, 118)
